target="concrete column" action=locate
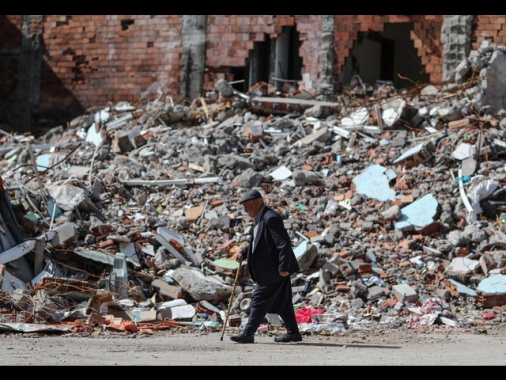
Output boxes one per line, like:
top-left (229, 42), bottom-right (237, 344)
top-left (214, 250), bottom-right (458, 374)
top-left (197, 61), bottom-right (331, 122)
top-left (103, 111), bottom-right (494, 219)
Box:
top-left (441, 15), bottom-right (474, 83)
top-left (180, 15), bottom-right (207, 100)
top-left (317, 15), bottom-right (336, 99)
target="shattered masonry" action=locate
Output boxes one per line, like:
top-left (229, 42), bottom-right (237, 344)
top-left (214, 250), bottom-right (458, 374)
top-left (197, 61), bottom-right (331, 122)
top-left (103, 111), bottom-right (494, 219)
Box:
top-left (0, 48), bottom-right (506, 337)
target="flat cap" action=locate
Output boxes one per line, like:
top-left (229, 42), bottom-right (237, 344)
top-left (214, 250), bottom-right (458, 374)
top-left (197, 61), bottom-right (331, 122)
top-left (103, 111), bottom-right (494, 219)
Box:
top-left (239, 189), bottom-right (263, 204)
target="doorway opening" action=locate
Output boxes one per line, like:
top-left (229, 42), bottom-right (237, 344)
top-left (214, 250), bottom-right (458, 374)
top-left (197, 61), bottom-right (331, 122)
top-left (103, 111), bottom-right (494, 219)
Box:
top-left (245, 26), bottom-right (303, 92)
top-left (340, 23), bottom-right (430, 91)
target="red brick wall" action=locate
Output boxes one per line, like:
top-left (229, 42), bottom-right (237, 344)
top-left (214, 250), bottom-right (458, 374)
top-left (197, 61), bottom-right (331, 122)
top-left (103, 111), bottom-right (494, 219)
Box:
top-left (39, 15), bottom-right (183, 109)
top-left (293, 15), bottom-right (322, 89)
top-left (410, 15), bottom-right (443, 84)
top-left (204, 15), bottom-right (272, 89)
top-left (472, 15), bottom-right (506, 49)
top-left (4, 15), bottom-right (506, 119)
top-left (204, 15), bottom-right (325, 92)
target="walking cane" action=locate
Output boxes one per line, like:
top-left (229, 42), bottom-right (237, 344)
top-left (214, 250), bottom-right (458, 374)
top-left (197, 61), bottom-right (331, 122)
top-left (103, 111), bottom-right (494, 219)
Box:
top-left (220, 262), bottom-right (242, 341)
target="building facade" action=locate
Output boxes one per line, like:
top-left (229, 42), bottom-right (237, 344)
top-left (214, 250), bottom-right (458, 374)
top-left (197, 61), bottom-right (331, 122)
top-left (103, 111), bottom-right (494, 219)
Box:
top-left (0, 15), bottom-right (501, 133)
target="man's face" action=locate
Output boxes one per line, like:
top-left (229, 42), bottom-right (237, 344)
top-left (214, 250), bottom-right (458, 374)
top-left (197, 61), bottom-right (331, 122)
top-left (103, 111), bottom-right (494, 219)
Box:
top-left (242, 198), bottom-right (261, 217)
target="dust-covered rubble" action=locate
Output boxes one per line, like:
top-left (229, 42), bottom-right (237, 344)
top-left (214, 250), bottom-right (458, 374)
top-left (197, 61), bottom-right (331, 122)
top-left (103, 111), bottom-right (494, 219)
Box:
top-left (0, 47), bottom-right (506, 338)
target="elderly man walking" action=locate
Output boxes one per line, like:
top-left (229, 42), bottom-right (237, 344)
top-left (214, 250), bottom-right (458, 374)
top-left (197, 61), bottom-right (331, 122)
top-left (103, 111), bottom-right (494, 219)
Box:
top-left (230, 189), bottom-right (302, 344)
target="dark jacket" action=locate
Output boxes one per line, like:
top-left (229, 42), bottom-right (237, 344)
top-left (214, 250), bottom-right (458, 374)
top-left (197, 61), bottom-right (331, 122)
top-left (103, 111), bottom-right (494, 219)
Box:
top-left (240, 206), bottom-right (300, 285)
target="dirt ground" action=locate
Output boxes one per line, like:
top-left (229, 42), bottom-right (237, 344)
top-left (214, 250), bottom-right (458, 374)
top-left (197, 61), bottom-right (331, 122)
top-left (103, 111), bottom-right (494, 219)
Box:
top-left (1, 323), bottom-right (505, 366)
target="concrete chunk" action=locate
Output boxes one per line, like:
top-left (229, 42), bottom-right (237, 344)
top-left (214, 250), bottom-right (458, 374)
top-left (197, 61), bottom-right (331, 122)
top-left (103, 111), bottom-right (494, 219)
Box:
top-left (392, 283), bottom-right (418, 303)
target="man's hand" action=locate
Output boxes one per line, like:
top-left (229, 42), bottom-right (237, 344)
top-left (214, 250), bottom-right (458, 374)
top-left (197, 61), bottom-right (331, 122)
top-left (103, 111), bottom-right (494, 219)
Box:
top-left (233, 253), bottom-right (244, 262)
top-left (279, 271), bottom-right (289, 277)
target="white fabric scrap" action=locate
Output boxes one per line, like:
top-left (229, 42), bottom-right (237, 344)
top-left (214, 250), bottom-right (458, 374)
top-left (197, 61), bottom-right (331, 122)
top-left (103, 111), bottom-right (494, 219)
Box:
top-left (466, 176), bottom-right (499, 222)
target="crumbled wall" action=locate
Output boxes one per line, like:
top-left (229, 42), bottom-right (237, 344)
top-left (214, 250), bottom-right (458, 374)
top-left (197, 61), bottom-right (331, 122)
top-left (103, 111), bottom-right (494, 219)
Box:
top-left (204, 15), bottom-right (322, 92)
top-left (332, 15), bottom-right (444, 89)
top-left (472, 15), bottom-right (506, 49)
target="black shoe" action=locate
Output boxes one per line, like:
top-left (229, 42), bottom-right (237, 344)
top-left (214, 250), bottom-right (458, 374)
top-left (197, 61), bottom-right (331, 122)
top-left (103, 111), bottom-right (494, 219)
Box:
top-left (230, 332), bottom-right (254, 344)
top-left (274, 332), bottom-right (303, 343)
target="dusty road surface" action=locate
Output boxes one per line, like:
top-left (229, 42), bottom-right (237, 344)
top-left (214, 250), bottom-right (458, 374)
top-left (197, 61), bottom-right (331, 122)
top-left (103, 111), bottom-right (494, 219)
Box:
top-left (1, 325), bottom-right (506, 366)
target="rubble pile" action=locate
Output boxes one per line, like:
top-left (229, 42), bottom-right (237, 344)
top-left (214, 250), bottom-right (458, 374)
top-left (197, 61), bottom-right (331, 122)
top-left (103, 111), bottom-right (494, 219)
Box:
top-left (0, 47), bottom-right (505, 337)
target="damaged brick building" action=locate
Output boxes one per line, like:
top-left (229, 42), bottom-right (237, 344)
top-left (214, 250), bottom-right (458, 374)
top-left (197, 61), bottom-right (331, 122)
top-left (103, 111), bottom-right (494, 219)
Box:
top-left (0, 15), bottom-right (502, 133)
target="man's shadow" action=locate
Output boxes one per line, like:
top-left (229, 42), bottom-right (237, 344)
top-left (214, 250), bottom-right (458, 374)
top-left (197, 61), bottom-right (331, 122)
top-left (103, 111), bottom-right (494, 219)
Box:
top-left (265, 342), bottom-right (401, 349)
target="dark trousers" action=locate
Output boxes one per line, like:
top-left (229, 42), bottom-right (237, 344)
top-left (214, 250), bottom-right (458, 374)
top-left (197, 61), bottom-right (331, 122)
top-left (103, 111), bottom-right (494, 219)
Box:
top-left (243, 277), bottom-right (299, 335)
